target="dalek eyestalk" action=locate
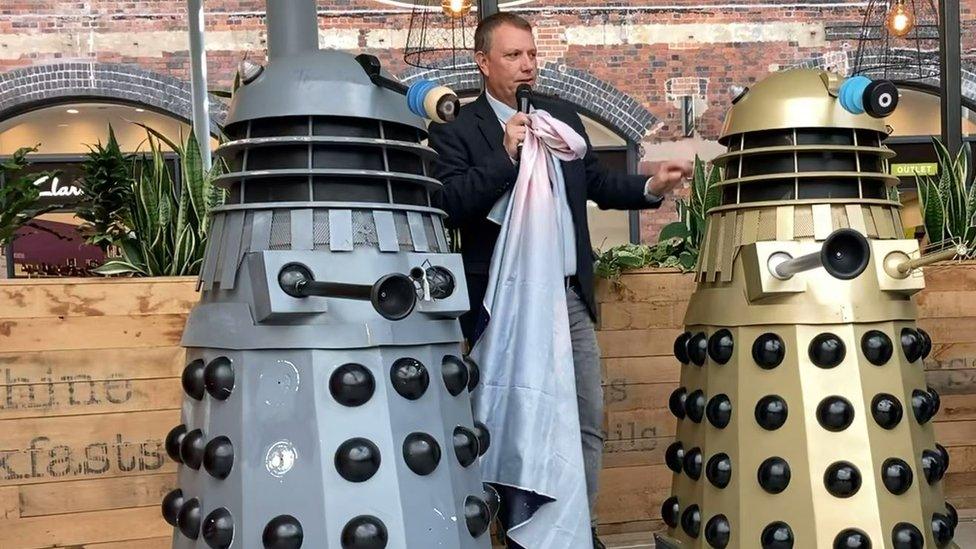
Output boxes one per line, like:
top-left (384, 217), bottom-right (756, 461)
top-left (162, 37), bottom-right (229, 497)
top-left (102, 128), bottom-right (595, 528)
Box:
top-left (768, 228), bottom-right (871, 281)
top-left (355, 54), bottom-right (460, 123)
top-left (278, 263), bottom-right (417, 321)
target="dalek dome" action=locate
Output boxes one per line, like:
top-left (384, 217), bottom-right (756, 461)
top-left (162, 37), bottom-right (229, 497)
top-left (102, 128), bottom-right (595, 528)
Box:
top-left (714, 69), bottom-right (901, 207)
top-left (719, 69), bottom-right (893, 143)
top-left (224, 49), bottom-right (427, 131)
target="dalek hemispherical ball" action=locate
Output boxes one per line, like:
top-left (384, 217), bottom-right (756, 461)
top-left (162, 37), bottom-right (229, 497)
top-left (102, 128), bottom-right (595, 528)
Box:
top-left (656, 69), bottom-right (958, 548)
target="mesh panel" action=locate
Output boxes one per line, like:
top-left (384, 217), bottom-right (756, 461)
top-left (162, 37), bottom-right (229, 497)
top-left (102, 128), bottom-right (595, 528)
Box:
top-left (423, 215), bottom-right (441, 253)
top-left (313, 210), bottom-right (330, 250)
top-left (270, 210), bottom-right (292, 250)
top-left (733, 212), bottom-right (744, 247)
top-left (393, 211), bottom-right (413, 250)
top-left (757, 209), bottom-right (776, 241)
top-left (352, 210), bottom-right (379, 248)
top-left (794, 206), bottom-right (815, 238)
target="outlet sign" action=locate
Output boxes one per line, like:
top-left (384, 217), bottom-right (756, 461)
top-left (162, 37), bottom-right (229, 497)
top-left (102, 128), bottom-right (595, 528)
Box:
top-left (891, 163), bottom-right (938, 177)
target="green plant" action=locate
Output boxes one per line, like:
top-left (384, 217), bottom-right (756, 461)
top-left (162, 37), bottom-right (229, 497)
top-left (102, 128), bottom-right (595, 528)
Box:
top-left (76, 126), bottom-right (135, 250)
top-left (96, 128), bottom-right (224, 276)
top-left (594, 156), bottom-right (721, 279)
top-left (916, 138), bottom-right (976, 257)
top-left (0, 145), bottom-right (60, 247)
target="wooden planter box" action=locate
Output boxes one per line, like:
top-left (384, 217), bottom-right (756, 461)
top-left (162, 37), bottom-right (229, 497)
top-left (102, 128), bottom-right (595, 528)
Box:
top-left (0, 277), bottom-right (197, 549)
top-left (592, 262), bottom-right (976, 535)
top-left (1, 267), bottom-right (975, 547)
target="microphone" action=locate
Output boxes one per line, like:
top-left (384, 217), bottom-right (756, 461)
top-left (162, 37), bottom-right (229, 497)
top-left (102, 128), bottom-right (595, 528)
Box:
top-left (516, 83), bottom-right (532, 114)
top-left (515, 84), bottom-right (532, 159)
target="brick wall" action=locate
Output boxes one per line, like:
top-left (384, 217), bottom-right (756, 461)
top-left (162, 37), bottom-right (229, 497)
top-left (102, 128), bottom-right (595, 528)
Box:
top-left (1, 0), bottom-right (975, 240)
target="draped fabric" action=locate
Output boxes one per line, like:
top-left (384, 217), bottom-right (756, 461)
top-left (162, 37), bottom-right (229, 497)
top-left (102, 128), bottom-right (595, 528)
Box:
top-left (471, 110), bottom-right (592, 548)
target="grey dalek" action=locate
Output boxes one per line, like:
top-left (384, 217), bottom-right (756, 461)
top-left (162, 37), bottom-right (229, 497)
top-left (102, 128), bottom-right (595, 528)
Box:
top-left (159, 1), bottom-right (494, 548)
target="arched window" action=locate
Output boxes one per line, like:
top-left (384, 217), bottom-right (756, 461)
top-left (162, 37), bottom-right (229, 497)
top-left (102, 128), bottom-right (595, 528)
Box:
top-left (0, 102), bottom-right (206, 278)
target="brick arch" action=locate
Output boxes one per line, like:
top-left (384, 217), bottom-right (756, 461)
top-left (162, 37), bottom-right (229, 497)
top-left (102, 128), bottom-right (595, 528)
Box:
top-left (399, 60), bottom-right (658, 143)
top-left (0, 62), bottom-right (227, 135)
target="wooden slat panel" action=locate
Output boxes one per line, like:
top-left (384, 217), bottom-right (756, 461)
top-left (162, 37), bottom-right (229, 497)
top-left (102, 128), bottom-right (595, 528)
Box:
top-left (18, 472), bottom-right (176, 517)
top-left (595, 272), bottom-right (695, 304)
top-left (0, 378), bottom-right (181, 420)
top-left (0, 506), bottom-right (171, 548)
top-left (0, 485), bottom-right (19, 519)
top-left (0, 347), bottom-right (185, 383)
top-left (0, 410), bottom-right (178, 488)
top-left (595, 464), bottom-right (671, 525)
top-left (596, 329), bottom-right (684, 359)
top-left (602, 357), bottom-right (681, 386)
top-left (597, 301), bottom-right (686, 331)
top-left (0, 315), bottom-right (187, 352)
top-left (923, 264), bottom-right (976, 291)
top-left (0, 279), bottom-right (196, 319)
top-left (917, 291), bottom-right (976, 318)
top-left (82, 538), bottom-right (172, 549)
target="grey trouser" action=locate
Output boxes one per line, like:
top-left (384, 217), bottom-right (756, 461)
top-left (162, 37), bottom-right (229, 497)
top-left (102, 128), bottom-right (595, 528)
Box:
top-left (566, 286), bottom-right (604, 526)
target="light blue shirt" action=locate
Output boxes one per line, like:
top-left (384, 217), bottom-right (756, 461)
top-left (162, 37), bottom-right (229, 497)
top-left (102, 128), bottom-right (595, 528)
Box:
top-left (485, 91), bottom-right (578, 277)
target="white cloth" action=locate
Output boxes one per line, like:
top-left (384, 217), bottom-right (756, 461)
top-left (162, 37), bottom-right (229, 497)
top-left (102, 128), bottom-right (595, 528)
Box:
top-left (484, 91), bottom-right (577, 277)
top-left (471, 109), bottom-right (592, 548)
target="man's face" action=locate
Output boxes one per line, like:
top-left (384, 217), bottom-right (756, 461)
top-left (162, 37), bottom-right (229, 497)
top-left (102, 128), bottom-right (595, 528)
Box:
top-left (476, 23), bottom-right (537, 103)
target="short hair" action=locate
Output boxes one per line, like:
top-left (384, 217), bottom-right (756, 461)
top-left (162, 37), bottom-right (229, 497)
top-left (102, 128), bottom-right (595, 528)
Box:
top-left (474, 12), bottom-right (532, 54)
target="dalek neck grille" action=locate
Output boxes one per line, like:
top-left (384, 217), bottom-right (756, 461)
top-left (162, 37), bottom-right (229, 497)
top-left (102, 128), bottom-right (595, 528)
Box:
top-left (216, 115), bottom-right (437, 207)
top-left (712, 126), bottom-right (898, 207)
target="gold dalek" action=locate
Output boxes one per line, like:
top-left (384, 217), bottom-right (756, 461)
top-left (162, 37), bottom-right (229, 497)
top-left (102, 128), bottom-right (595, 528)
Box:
top-left (655, 69), bottom-right (963, 549)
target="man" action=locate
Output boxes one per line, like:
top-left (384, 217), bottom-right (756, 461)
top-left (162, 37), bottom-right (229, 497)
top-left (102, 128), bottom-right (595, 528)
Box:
top-left (427, 12), bottom-right (691, 548)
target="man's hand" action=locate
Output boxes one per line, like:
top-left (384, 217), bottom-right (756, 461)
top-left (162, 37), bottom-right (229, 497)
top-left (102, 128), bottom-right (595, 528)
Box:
top-left (645, 159), bottom-right (694, 196)
top-left (503, 112), bottom-right (531, 160)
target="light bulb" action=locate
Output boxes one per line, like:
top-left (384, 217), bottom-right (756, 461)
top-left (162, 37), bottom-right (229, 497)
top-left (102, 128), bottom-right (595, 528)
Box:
top-left (886, 1), bottom-right (915, 37)
top-left (441, 0), bottom-right (471, 18)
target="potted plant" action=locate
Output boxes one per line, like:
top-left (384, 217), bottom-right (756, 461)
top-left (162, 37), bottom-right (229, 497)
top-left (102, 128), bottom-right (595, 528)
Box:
top-left (916, 139), bottom-right (976, 257)
top-left (0, 145), bottom-right (59, 248)
top-left (594, 156), bottom-right (721, 281)
top-left (76, 126), bottom-right (135, 252)
top-left (89, 127), bottom-right (224, 276)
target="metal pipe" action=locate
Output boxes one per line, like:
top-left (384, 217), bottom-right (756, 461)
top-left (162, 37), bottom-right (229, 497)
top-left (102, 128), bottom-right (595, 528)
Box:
top-left (187, 0), bottom-right (212, 171)
top-left (478, 0), bottom-right (499, 20)
top-left (769, 251), bottom-right (823, 280)
top-left (266, 0), bottom-right (320, 60)
top-left (939, 0), bottom-right (963, 157)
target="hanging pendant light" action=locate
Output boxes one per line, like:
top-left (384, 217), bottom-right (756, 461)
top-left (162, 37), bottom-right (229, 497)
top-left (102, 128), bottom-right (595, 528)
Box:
top-left (886, 0), bottom-right (916, 37)
top-left (404, 0), bottom-right (477, 71)
top-left (851, 0), bottom-right (939, 82)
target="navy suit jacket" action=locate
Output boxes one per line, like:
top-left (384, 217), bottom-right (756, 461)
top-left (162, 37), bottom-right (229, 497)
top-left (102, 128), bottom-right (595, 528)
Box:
top-left (427, 93), bottom-right (660, 341)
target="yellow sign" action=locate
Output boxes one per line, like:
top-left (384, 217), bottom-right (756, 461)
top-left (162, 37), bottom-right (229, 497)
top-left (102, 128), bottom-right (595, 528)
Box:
top-left (891, 163), bottom-right (938, 177)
